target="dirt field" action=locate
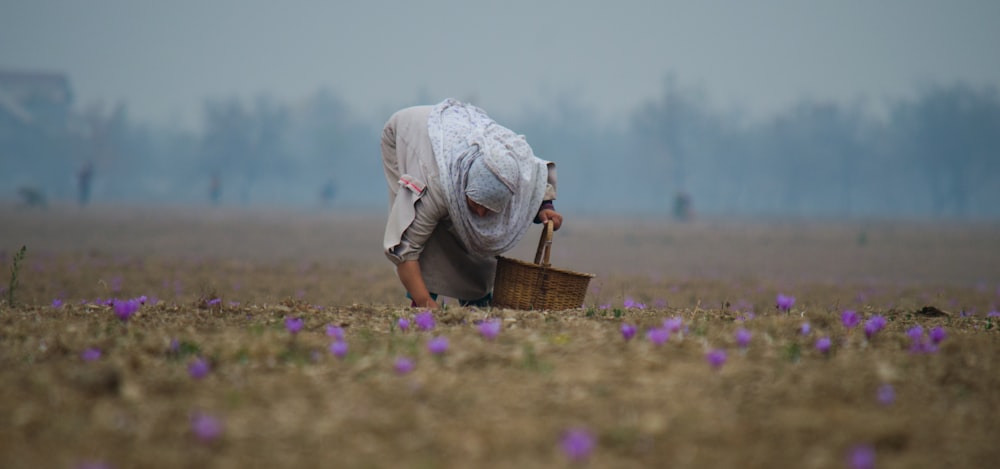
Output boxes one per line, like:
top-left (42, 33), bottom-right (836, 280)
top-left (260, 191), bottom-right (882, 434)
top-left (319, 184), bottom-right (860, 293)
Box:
top-left (1, 204), bottom-right (998, 469)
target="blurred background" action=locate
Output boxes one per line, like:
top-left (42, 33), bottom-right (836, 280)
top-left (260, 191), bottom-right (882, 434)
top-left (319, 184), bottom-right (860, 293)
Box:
top-left (2, 0), bottom-right (999, 220)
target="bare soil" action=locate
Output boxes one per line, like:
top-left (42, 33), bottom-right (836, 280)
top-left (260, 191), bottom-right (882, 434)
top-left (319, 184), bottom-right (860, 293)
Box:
top-left (1, 205), bottom-right (998, 469)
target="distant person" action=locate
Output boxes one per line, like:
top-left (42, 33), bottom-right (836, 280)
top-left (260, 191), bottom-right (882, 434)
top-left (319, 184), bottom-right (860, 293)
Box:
top-left (17, 187), bottom-right (47, 208)
top-left (77, 161), bottom-right (93, 206)
top-left (209, 172), bottom-right (222, 205)
top-left (381, 99), bottom-right (561, 309)
top-left (320, 179), bottom-right (336, 207)
top-left (673, 192), bottom-right (692, 221)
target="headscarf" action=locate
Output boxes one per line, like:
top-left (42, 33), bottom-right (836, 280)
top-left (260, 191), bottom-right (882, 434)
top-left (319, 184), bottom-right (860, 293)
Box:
top-left (427, 99), bottom-right (548, 257)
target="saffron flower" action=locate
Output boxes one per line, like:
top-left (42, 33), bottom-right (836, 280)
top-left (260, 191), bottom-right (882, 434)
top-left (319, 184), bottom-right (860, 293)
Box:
top-left (415, 311), bottom-right (435, 331)
top-left (285, 317), bottom-right (304, 335)
top-left (394, 357), bottom-right (415, 375)
top-left (863, 315), bottom-right (887, 339)
top-left (877, 383), bottom-right (895, 406)
top-left (478, 319), bottom-right (502, 340)
top-left (560, 428), bottom-right (595, 462)
top-left (397, 317), bottom-right (411, 332)
top-left (841, 310), bottom-right (860, 329)
top-left (799, 322), bottom-right (811, 336)
top-left (326, 324), bottom-right (345, 341)
top-left (427, 336), bottom-right (449, 355)
top-left (706, 349), bottom-right (727, 370)
top-left (51, 298), bottom-right (63, 308)
top-left (329, 340), bottom-right (348, 359)
top-left (81, 347), bottom-right (102, 362)
top-left (206, 298), bottom-right (222, 306)
top-left (906, 325), bottom-right (924, 342)
top-left (815, 337), bottom-right (832, 355)
top-left (113, 298), bottom-right (140, 322)
top-left (776, 293), bottom-right (795, 312)
top-left (188, 357), bottom-right (211, 380)
top-left (191, 412), bottom-right (224, 442)
top-left (735, 328), bottom-right (752, 348)
top-left (646, 327), bottom-right (670, 346)
top-left (987, 310), bottom-right (1000, 318)
top-left (620, 323), bottom-right (637, 341)
top-left (848, 444), bottom-right (876, 469)
top-left (929, 326), bottom-right (947, 345)
top-left (663, 317), bottom-right (683, 333)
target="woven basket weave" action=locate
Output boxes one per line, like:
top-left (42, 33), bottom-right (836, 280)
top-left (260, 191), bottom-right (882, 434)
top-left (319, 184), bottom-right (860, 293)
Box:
top-left (492, 221), bottom-right (595, 310)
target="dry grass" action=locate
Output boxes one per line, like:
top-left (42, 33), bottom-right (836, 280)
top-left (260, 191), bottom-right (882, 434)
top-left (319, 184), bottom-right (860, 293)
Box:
top-left (1, 205), bottom-right (998, 469)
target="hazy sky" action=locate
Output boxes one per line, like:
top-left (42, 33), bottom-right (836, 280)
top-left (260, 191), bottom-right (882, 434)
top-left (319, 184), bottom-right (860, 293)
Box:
top-left (2, 0), bottom-right (999, 130)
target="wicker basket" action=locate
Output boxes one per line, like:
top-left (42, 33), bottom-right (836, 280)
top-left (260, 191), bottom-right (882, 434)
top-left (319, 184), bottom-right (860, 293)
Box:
top-left (492, 221), bottom-right (595, 310)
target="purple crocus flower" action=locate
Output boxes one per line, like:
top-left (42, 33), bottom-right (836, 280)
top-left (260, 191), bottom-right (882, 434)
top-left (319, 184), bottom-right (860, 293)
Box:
top-left (329, 340), bottom-right (348, 359)
top-left (706, 349), bottom-right (727, 370)
top-left (414, 311), bottom-right (435, 331)
top-left (620, 323), bottom-right (637, 341)
top-left (987, 310), bottom-right (1000, 318)
top-left (906, 325), bottom-right (924, 342)
top-left (815, 337), bottom-right (832, 354)
top-left (285, 317), bottom-right (304, 335)
top-left (81, 347), bottom-right (102, 362)
top-left (326, 324), bottom-right (345, 341)
top-left (841, 310), bottom-right (860, 329)
top-left (735, 328), bottom-right (752, 348)
top-left (663, 317), bottom-right (683, 334)
top-left (929, 326), bottom-right (947, 345)
top-left (776, 294), bottom-right (795, 312)
top-left (427, 336), bottom-right (449, 355)
top-left (191, 412), bottom-right (223, 442)
top-left (646, 327), bottom-right (670, 346)
top-left (113, 298), bottom-right (140, 322)
top-left (206, 298), bottom-right (222, 306)
top-left (799, 322), bottom-right (811, 336)
top-left (848, 444), bottom-right (876, 469)
top-left (51, 298), bottom-right (64, 308)
top-left (478, 319), bottom-right (501, 340)
top-left (560, 428), bottom-right (595, 462)
top-left (188, 357), bottom-right (211, 380)
top-left (877, 383), bottom-right (895, 406)
top-left (863, 315), bottom-right (887, 339)
top-left (397, 317), bottom-right (411, 332)
top-left (394, 357), bottom-right (415, 375)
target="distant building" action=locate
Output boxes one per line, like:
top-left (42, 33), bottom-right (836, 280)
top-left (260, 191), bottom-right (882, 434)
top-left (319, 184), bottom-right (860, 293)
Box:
top-left (0, 69), bottom-right (74, 134)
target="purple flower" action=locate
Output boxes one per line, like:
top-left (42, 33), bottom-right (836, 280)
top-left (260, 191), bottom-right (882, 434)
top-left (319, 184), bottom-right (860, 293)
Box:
top-left (427, 336), bottom-right (449, 355)
top-left (326, 324), bottom-right (345, 340)
top-left (51, 298), bottom-right (63, 308)
top-left (987, 310), bottom-right (1000, 318)
top-left (662, 317), bottom-right (683, 333)
top-left (191, 412), bottom-right (223, 442)
top-left (735, 328), bottom-right (752, 348)
top-left (397, 317), bottom-right (411, 332)
top-left (706, 349), bottom-right (727, 370)
top-left (776, 293), bottom-right (796, 312)
top-left (206, 298), bottom-right (222, 306)
top-left (646, 327), bottom-right (670, 346)
top-left (415, 311), bottom-right (435, 331)
top-left (815, 337), bottom-right (832, 354)
top-left (81, 347), bottom-right (102, 362)
top-left (620, 323), bottom-right (637, 341)
top-left (906, 325), bottom-right (924, 342)
top-left (799, 322), bottom-right (812, 336)
top-left (863, 315), bottom-right (887, 339)
top-left (877, 383), bottom-right (895, 406)
top-left (478, 319), bottom-right (502, 340)
top-left (848, 444), bottom-right (876, 469)
top-left (929, 326), bottom-right (947, 345)
top-left (329, 340), bottom-right (348, 359)
top-left (188, 357), bottom-right (211, 380)
top-left (113, 298), bottom-right (140, 322)
top-left (841, 310), bottom-right (860, 329)
top-left (560, 428), bottom-right (595, 462)
top-left (285, 317), bottom-right (303, 335)
top-left (394, 357), bottom-right (415, 375)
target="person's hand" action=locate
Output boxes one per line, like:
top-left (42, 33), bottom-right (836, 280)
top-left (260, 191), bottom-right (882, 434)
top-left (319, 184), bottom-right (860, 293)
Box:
top-left (537, 209), bottom-right (563, 230)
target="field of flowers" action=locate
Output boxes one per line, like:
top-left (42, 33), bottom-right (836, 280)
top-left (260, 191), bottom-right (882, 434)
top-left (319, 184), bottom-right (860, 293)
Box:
top-left (1, 206), bottom-right (998, 469)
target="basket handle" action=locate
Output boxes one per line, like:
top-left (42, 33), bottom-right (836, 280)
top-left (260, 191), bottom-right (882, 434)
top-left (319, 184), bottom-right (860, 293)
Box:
top-left (533, 220), bottom-right (554, 267)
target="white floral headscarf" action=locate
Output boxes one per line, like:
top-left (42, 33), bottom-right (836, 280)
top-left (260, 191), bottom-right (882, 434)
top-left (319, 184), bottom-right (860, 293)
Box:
top-left (428, 99), bottom-right (548, 257)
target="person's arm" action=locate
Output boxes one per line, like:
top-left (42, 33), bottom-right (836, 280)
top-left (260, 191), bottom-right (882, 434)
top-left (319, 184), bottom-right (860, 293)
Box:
top-left (397, 260), bottom-right (440, 309)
